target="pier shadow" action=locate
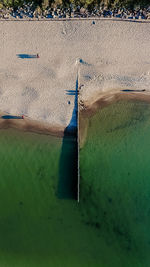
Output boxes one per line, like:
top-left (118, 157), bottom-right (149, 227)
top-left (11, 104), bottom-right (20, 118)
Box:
top-left (57, 73), bottom-right (78, 199)
top-left (17, 54), bottom-right (37, 59)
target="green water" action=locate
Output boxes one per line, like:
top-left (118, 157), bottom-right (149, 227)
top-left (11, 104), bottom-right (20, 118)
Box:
top-left (2, 99), bottom-right (150, 267)
top-left (80, 99), bottom-right (150, 267)
top-left (0, 128), bottom-right (107, 267)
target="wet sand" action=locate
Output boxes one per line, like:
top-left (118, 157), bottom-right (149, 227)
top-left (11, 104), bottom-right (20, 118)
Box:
top-left (0, 113), bottom-right (65, 137)
top-left (0, 91), bottom-right (149, 139)
top-left (79, 91), bottom-right (150, 147)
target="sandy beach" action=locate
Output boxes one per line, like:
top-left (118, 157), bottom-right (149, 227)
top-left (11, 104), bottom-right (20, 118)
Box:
top-left (0, 19), bottom-right (150, 134)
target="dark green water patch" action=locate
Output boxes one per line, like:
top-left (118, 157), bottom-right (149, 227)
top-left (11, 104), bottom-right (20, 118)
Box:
top-left (0, 128), bottom-right (112, 267)
top-left (80, 99), bottom-right (150, 266)
top-left (58, 129), bottom-right (78, 199)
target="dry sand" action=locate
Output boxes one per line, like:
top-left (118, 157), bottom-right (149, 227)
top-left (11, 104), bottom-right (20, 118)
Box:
top-left (0, 20), bottom-right (150, 133)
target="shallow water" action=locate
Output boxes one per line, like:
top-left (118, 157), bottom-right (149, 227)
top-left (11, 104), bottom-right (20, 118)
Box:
top-left (2, 99), bottom-right (150, 266)
top-left (80, 99), bottom-right (150, 267)
top-left (0, 128), bottom-right (106, 267)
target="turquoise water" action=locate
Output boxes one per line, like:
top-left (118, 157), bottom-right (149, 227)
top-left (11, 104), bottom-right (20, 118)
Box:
top-left (80, 99), bottom-right (150, 267)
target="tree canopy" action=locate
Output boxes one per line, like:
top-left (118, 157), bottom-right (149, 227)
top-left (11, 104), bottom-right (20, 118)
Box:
top-left (0, 0), bottom-right (149, 9)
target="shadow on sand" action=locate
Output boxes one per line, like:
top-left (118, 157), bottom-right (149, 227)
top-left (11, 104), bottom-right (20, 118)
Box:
top-left (121, 89), bottom-right (146, 92)
top-left (17, 54), bottom-right (37, 59)
top-left (57, 74), bottom-right (78, 199)
top-left (1, 115), bottom-right (23, 119)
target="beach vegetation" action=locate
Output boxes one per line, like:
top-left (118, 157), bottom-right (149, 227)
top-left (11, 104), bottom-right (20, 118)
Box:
top-left (0, 0), bottom-right (149, 11)
top-left (34, 4), bottom-right (42, 13)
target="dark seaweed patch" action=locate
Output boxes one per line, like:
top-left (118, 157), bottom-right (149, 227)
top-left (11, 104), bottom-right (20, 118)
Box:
top-left (108, 197), bottom-right (112, 203)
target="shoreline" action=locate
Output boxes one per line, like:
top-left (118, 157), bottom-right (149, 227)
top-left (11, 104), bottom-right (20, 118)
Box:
top-left (80, 90), bottom-right (150, 117)
top-left (0, 114), bottom-right (77, 138)
top-left (79, 90), bottom-right (150, 147)
top-left (0, 91), bottom-right (150, 138)
top-left (0, 113), bottom-right (65, 138)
